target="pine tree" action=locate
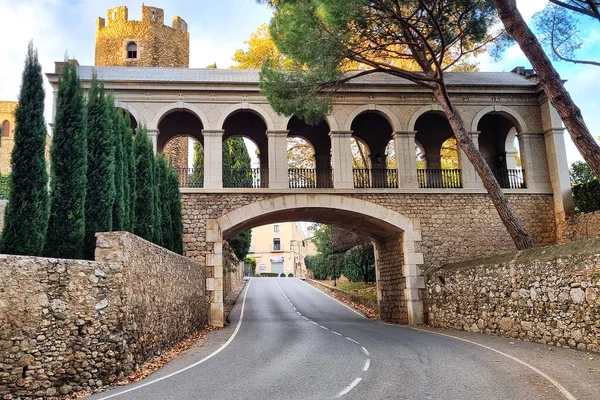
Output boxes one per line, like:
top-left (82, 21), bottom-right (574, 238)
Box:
top-left (44, 61), bottom-right (87, 259)
top-left (0, 43), bottom-right (49, 256)
top-left (133, 126), bottom-right (155, 242)
top-left (157, 154), bottom-right (174, 251)
top-left (124, 116), bottom-right (136, 231)
top-left (153, 156), bottom-right (163, 246)
top-left (84, 76), bottom-right (115, 259)
top-left (167, 164), bottom-right (184, 255)
top-left (111, 100), bottom-right (125, 231)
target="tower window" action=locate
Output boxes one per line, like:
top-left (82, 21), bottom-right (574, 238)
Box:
top-left (151, 10), bottom-right (157, 21)
top-left (1, 120), bottom-right (10, 137)
top-left (126, 42), bottom-right (138, 59)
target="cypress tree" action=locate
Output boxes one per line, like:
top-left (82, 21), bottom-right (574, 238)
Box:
top-left (157, 154), bottom-right (174, 251)
top-left (119, 111), bottom-right (131, 231)
top-left (44, 61), bottom-right (87, 259)
top-left (84, 76), bottom-right (115, 259)
top-left (110, 100), bottom-right (125, 231)
top-left (0, 43), bottom-right (49, 256)
top-left (153, 155), bottom-right (163, 246)
top-left (133, 126), bottom-right (155, 241)
top-left (124, 116), bottom-right (136, 231)
top-left (167, 164), bottom-right (184, 255)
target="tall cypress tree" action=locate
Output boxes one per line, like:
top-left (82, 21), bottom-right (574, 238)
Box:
top-left (0, 43), bottom-right (49, 256)
top-left (133, 126), bottom-right (155, 242)
top-left (157, 154), bottom-right (174, 251)
top-left (84, 76), bottom-right (115, 259)
top-left (111, 100), bottom-right (125, 231)
top-left (44, 61), bottom-right (87, 259)
top-left (153, 155), bottom-right (163, 246)
top-left (119, 111), bottom-right (131, 231)
top-left (167, 164), bottom-right (184, 255)
top-left (123, 116), bottom-right (136, 231)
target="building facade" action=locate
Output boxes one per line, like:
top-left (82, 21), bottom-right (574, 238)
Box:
top-left (248, 222), bottom-right (314, 278)
top-left (0, 101), bottom-right (17, 175)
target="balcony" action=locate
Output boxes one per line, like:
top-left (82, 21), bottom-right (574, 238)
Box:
top-left (353, 169), bottom-right (398, 189)
top-left (417, 169), bottom-right (462, 189)
top-left (492, 169), bottom-right (526, 189)
top-left (223, 168), bottom-right (268, 188)
top-left (288, 169), bottom-right (334, 189)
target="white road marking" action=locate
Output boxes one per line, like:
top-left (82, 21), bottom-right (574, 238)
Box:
top-left (311, 321), bottom-right (319, 326)
top-left (320, 326), bottom-right (330, 331)
top-left (408, 327), bottom-right (577, 400)
top-left (302, 316), bottom-right (309, 321)
top-left (335, 378), bottom-right (363, 398)
top-left (363, 359), bottom-right (371, 372)
top-left (331, 331), bottom-right (342, 336)
top-left (96, 278), bottom-right (254, 400)
top-left (346, 337), bottom-right (360, 345)
top-left (299, 280), bottom-right (367, 319)
top-left (361, 347), bottom-right (369, 356)
top-left (296, 311), bottom-right (302, 316)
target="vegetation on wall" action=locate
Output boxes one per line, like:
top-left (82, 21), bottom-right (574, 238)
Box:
top-left (0, 43), bottom-right (49, 256)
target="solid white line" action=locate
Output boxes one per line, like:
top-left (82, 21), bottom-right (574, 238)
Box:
top-left (299, 280), bottom-right (366, 319)
top-left (363, 359), bottom-right (371, 372)
top-left (408, 327), bottom-right (577, 400)
top-left (335, 378), bottom-right (363, 398)
top-left (361, 347), bottom-right (369, 356)
top-left (96, 279), bottom-right (254, 400)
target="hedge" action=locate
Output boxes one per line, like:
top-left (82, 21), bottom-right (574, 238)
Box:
top-left (572, 179), bottom-right (600, 213)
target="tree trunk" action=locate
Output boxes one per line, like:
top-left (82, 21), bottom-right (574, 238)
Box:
top-left (432, 85), bottom-right (534, 250)
top-left (493, 0), bottom-right (600, 179)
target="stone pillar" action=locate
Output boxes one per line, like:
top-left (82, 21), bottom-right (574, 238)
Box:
top-left (148, 129), bottom-right (158, 154)
top-left (518, 132), bottom-right (552, 191)
top-left (393, 131), bottom-right (418, 189)
top-left (202, 130), bottom-right (224, 189)
top-left (458, 132), bottom-right (483, 189)
top-left (402, 229), bottom-right (425, 325)
top-left (206, 219), bottom-right (224, 327)
top-left (330, 131), bottom-right (354, 189)
top-left (545, 129), bottom-right (575, 222)
top-left (267, 130), bottom-right (289, 189)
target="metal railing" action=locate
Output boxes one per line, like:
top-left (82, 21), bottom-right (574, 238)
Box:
top-left (492, 169), bottom-right (526, 189)
top-left (417, 169), bottom-right (462, 189)
top-left (288, 169), bottom-right (334, 189)
top-left (176, 168), bottom-right (203, 188)
top-left (223, 168), bottom-right (268, 188)
top-left (353, 169), bottom-right (399, 189)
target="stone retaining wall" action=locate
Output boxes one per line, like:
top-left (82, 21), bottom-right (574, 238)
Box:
top-left (222, 242), bottom-right (243, 299)
top-left (426, 238), bottom-right (600, 352)
top-left (562, 211), bottom-right (600, 243)
top-left (0, 232), bottom-right (206, 399)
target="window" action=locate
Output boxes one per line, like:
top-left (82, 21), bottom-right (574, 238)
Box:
top-left (151, 9), bottom-right (157, 21)
top-left (126, 42), bottom-right (138, 59)
top-left (273, 238), bottom-right (281, 251)
top-left (1, 121), bottom-right (9, 138)
top-left (273, 224), bottom-right (280, 233)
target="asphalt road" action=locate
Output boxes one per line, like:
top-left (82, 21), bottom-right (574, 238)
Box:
top-left (90, 278), bottom-right (599, 400)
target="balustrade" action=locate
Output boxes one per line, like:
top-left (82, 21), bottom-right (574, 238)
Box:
top-left (353, 169), bottom-right (398, 189)
top-left (417, 169), bottom-right (462, 189)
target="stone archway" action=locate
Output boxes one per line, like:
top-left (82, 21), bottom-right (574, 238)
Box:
top-left (199, 194), bottom-right (424, 327)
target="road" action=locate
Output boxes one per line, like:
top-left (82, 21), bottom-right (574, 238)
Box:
top-left (90, 278), bottom-right (599, 400)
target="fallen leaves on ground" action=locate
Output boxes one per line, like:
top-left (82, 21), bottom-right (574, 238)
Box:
top-left (308, 280), bottom-right (379, 319)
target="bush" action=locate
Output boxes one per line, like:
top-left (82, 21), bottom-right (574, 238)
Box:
top-left (259, 272), bottom-right (279, 277)
top-left (572, 179), bottom-right (600, 213)
top-left (280, 273), bottom-right (286, 277)
top-left (288, 273), bottom-right (294, 277)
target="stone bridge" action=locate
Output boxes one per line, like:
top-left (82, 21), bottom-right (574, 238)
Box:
top-left (46, 62), bottom-right (573, 327)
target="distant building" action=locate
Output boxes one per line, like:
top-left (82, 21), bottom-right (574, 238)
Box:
top-left (248, 222), bottom-right (316, 278)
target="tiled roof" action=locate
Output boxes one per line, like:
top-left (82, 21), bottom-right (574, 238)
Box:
top-left (76, 65), bottom-right (536, 87)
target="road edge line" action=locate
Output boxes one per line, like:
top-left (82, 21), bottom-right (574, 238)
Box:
top-left (96, 278), bottom-right (254, 400)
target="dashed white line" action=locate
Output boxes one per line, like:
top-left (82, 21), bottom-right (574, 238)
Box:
top-left (311, 321), bottom-right (319, 326)
top-left (296, 311), bottom-right (302, 316)
top-left (331, 331), bottom-right (342, 336)
top-left (346, 337), bottom-right (360, 345)
top-left (363, 359), bottom-right (371, 372)
top-left (301, 316), bottom-right (309, 321)
top-left (361, 347), bottom-right (369, 356)
top-left (320, 326), bottom-right (330, 331)
top-left (335, 378), bottom-right (363, 398)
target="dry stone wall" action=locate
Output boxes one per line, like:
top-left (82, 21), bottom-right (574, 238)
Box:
top-left (0, 232), bottom-right (206, 399)
top-left (426, 238), bottom-right (600, 352)
top-left (222, 242), bottom-right (243, 299)
top-left (375, 235), bottom-right (407, 323)
top-left (561, 211), bottom-right (600, 243)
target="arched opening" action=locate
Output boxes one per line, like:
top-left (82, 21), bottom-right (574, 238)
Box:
top-left (414, 112), bottom-right (461, 188)
top-left (350, 111), bottom-right (397, 188)
top-left (126, 42), bottom-right (138, 59)
top-left (222, 110), bottom-right (268, 188)
top-left (157, 110), bottom-right (204, 187)
top-left (385, 140), bottom-right (395, 169)
top-left (286, 116), bottom-right (332, 188)
top-left (478, 113), bottom-right (525, 189)
top-left (1, 120), bottom-right (10, 138)
top-left (197, 194), bottom-right (423, 327)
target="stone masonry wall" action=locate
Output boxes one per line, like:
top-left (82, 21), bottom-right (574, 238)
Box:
top-left (163, 136), bottom-right (189, 170)
top-left (0, 232), bottom-right (206, 399)
top-left (222, 242), bottom-right (243, 299)
top-left (426, 238), bottom-right (600, 352)
top-left (181, 193), bottom-right (556, 270)
top-left (375, 235), bottom-right (407, 323)
top-left (561, 211), bottom-right (600, 243)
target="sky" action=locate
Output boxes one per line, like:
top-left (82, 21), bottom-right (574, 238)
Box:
top-left (0, 0), bottom-right (598, 166)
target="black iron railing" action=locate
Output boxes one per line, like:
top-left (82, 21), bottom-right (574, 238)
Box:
top-left (176, 168), bottom-right (203, 188)
top-left (417, 169), bottom-right (462, 188)
top-left (288, 169), bottom-right (334, 189)
top-left (224, 168), bottom-right (268, 188)
top-left (353, 169), bottom-right (399, 189)
top-left (492, 169), bottom-right (526, 189)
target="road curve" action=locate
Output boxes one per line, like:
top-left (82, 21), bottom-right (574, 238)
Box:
top-left (89, 278), bottom-right (583, 400)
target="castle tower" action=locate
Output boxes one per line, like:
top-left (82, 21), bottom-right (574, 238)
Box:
top-left (95, 5), bottom-right (190, 68)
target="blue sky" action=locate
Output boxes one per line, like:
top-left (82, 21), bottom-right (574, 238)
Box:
top-left (0, 0), bottom-right (597, 165)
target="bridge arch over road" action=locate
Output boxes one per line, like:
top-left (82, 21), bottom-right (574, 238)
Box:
top-left (192, 194), bottom-right (424, 328)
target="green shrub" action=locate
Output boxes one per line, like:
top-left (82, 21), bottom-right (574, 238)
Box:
top-left (572, 179), bottom-right (600, 213)
top-left (280, 273), bottom-right (286, 277)
top-left (287, 273), bottom-right (294, 277)
top-left (259, 273), bottom-right (279, 277)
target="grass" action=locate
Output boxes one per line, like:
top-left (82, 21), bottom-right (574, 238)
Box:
top-left (320, 280), bottom-right (378, 301)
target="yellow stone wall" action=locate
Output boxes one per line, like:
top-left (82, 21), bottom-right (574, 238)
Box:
top-left (163, 136), bottom-right (189, 170)
top-left (0, 101), bottom-right (17, 174)
top-left (95, 5), bottom-right (189, 68)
